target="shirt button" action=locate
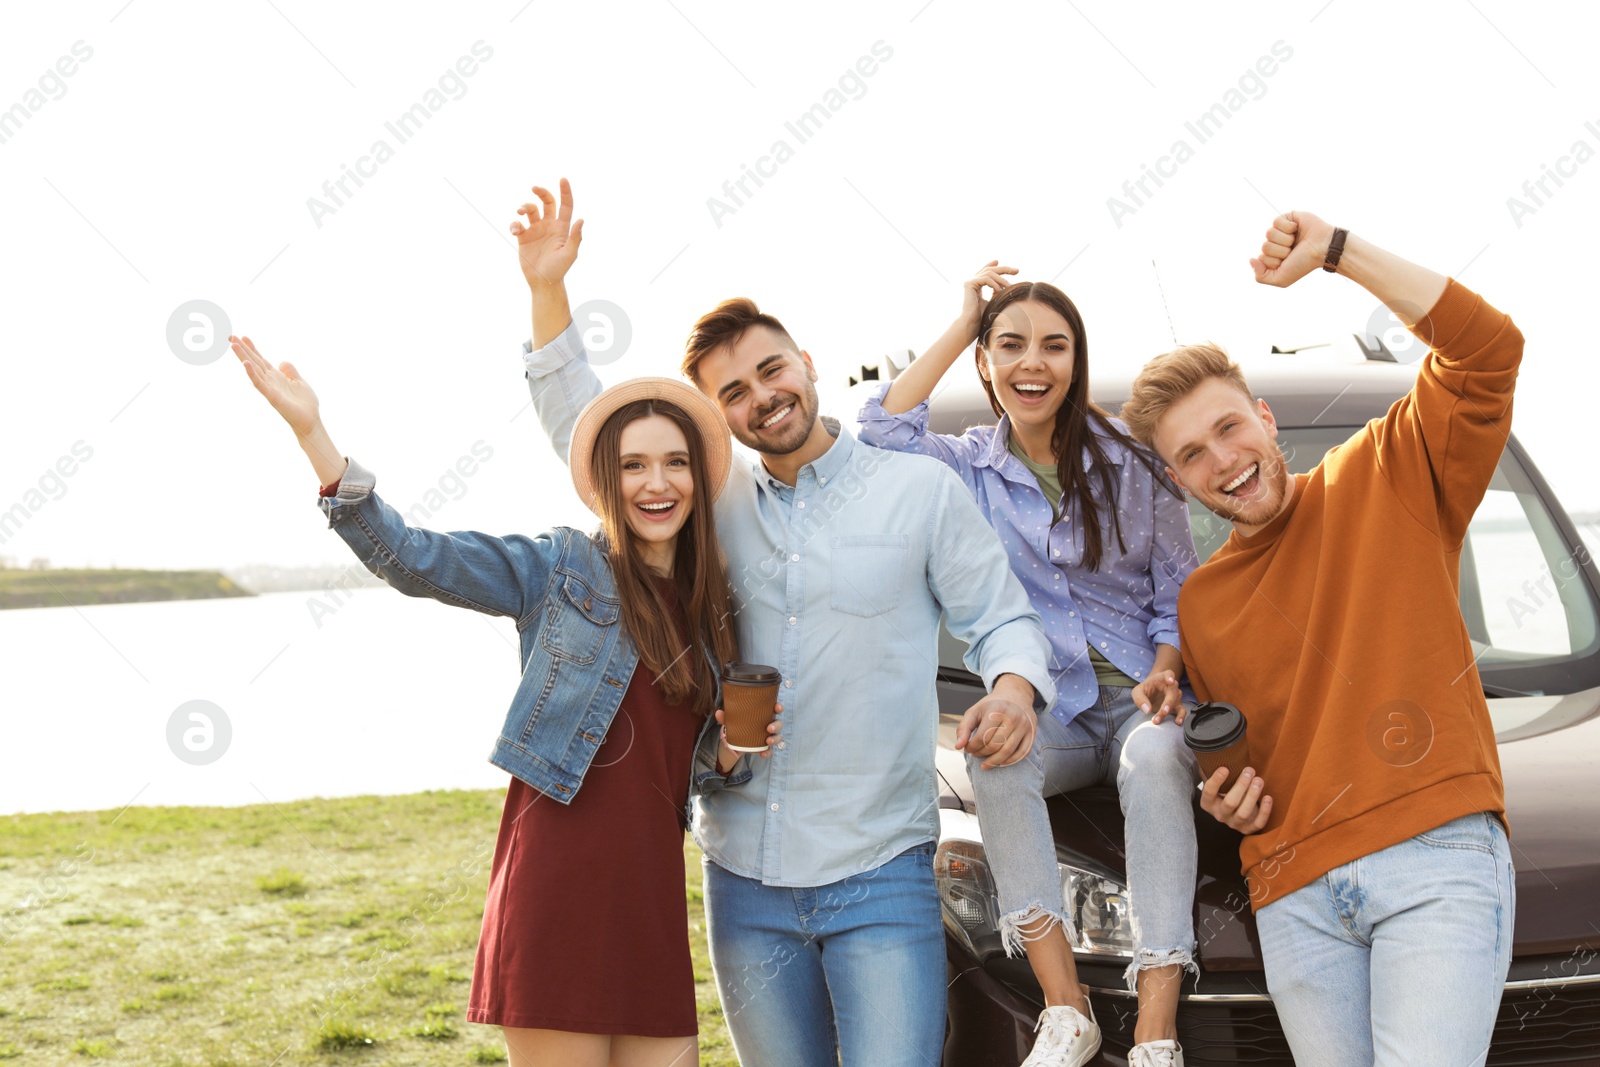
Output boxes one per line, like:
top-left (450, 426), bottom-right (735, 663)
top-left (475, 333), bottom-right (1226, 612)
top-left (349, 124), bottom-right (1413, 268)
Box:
top-left (788, 616), bottom-right (797, 625)
top-left (1053, 549), bottom-right (1061, 557)
top-left (1069, 611), bottom-right (1076, 618)
top-left (797, 501), bottom-right (806, 508)
top-left (1101, 641), bottom-right (1108, 649)
top-left (783, 679), bottom-right (793, 688)
top-left (777, 741), bottom-right (786, 750)
top-left (771, 803), bottom-right (780, 811)
top-left (1053, 575), bottom-right (1060, 581)
top-left (819, 477), bottom-right (827, 485)
top-left (790, 554), bottom-right (800, 562)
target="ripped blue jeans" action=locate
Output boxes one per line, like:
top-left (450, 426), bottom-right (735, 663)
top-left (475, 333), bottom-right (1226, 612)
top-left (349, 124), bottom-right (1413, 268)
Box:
top-left (967, 684), bottom-right (1200, 989)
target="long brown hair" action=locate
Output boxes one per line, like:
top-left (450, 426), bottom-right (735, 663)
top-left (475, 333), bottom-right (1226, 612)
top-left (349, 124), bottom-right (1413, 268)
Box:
top-left (588, 399), bottom-right (738, 710)
top-left (975, 282), bottom-right (1179, 572)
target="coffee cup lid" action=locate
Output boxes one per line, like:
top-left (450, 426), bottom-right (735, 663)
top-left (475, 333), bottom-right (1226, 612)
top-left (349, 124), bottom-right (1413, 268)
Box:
top-left (1183, 702), bottom-right (1247, 749)
top-left (721, 661), bottom-right (781, 685)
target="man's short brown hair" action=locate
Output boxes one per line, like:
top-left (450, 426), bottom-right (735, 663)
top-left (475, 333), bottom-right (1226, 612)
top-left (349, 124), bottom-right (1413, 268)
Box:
top-left (1120, 342), bottom-right (1254, 452)
top-left (683, 298), bottom-right (800, 387)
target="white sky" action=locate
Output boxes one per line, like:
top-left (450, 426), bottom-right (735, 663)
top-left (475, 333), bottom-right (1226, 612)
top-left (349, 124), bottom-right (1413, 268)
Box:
top-left (2, 0), bottom-right (1597, 571)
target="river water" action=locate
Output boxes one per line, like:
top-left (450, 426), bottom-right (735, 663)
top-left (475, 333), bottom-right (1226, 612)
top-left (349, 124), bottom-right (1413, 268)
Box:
top-left (4, 526), bottom-right (1598, 816)
top-left (1, 588), bottom-right (521, 816)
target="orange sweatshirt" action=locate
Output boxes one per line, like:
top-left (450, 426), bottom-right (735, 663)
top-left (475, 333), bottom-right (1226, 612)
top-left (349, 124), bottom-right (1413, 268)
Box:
top-left (1179, 279), bottom-right (1523, 909)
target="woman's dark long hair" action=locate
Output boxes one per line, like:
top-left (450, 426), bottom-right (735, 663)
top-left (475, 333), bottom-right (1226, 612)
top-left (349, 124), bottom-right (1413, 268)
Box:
top-left (975, 282), bottom-right (1179, 572)
top-left (589, 399), bottom-right (738, 710)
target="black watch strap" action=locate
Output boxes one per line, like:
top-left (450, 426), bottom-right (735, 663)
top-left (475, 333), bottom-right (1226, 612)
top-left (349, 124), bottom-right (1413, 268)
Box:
top-left (1323, 227), bottom-right (1348, 273)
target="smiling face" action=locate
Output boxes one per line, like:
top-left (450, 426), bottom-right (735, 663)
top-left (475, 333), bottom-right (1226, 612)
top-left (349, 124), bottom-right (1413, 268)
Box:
top-left (615, 414), bottom-right (695, 564)
top-left (698, 324), bottom-right (823, 456)
top-left (977, 299), bottom-right (1077, 435)
top-left (1151, 377), bottom-right (1294, 534)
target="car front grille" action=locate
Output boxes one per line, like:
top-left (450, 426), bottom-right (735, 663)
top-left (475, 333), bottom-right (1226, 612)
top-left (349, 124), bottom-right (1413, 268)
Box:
top-left (1088, 982), bottom-right (1600, 1065)
top-left (1095, 998), bottom-right (1290, 1064)
top-left (1490, 980), bottom-right (1600, 1064)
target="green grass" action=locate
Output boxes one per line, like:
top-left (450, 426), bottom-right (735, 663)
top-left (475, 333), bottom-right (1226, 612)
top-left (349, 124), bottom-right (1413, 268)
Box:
top-left (255, 867), bottom-right (309, 897)
top-left (315, 1019), bottom-right (379, 1050)
top-left (0, 790), bottom-right (739, 1064)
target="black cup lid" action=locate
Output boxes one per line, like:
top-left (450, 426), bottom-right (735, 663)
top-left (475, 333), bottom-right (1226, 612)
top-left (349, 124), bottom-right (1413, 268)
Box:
top-left (721, 661), bottom-right (781, 685)
top-left (1183, 702), bottom-right (1247, 749)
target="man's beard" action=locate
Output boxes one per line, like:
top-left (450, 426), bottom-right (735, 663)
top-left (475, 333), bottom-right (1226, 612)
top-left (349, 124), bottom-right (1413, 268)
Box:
top-left (1212, 449), bottom-right (1291, 528)
top-left (736, 384), bottom-right (820, 456)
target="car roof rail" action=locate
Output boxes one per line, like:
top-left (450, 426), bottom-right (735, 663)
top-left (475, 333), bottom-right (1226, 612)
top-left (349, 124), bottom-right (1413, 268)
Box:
top-left (847, 347), bottom-right (916, 387)
top-left (1353, 331), bottom-right (1403, 362)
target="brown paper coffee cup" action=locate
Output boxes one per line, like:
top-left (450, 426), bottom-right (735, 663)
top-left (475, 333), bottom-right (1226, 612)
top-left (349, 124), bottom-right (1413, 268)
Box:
top-left (721, 662), bottom-right (781, 752)
top-left (1184, 702), bottom-right (1250, 785)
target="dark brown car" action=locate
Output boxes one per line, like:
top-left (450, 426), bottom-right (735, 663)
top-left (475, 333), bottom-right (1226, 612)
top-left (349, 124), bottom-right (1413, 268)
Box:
top-left (847, 345), bottom-right (1600, 1065)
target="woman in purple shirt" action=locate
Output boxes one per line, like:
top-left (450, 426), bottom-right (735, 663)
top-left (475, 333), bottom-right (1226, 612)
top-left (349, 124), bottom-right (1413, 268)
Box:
top-left (858, 265), bottom-right (1200, 1067)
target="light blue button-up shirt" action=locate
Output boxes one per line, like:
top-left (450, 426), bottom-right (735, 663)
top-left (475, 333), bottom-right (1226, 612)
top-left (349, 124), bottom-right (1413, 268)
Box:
top-left (858, 384), bottom-right (1198, 725)
top-left (524, 323), bottom-right (1055, 887)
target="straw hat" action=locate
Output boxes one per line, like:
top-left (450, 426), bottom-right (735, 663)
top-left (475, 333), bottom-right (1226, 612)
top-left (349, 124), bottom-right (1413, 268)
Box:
top-left (569, 377), bottom-right (732, 515)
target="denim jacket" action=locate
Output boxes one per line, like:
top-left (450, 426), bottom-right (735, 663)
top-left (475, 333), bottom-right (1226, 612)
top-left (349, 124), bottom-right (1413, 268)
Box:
top-left (319, 457), bottom-right (722, 819)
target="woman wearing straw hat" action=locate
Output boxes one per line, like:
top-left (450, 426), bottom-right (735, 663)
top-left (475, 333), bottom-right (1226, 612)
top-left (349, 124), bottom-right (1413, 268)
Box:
top-left (229, 333), bottom-right (777, 1066)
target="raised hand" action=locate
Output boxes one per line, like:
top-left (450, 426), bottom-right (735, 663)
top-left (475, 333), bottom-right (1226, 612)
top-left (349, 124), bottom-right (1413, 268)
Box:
top-left (511, 177), bottom-right (584, 292)
top-left (960, 260), bottom-right (1018, 341)
top-left (1249, 210), bottom-right (1335, 288)
top-left (231, 335), bottom-right (320, 437)
top-left (230, 335), bottom-right (347, 486)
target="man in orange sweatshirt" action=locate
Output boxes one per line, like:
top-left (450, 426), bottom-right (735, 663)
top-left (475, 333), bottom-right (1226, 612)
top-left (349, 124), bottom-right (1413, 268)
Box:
top-left (1120, 211), bottom-right (1520, 1066)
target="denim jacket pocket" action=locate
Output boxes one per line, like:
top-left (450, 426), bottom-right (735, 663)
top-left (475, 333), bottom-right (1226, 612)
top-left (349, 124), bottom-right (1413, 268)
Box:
top-left (540, 571), bottom-right (620, 664)
top-left (830, 534), bottom-right (910, 618)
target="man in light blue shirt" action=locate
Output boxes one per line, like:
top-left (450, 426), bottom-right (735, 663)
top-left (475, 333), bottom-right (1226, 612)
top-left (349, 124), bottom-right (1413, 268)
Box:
top-left (510, 180), bottom-right (1055, 1066)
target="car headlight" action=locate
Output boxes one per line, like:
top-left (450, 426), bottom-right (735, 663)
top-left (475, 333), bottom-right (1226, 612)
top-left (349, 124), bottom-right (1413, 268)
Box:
top-left (1059, 865), bottom-right (1137, 957)
top-left (936, 808), bottom-right (1135, 960)
top-left (935, 836), bottom-right (1002, 958)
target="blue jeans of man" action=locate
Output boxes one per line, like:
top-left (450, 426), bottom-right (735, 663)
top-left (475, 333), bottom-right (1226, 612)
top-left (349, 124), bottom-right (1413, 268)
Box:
top-left (702, 841), bottom-right (945, 1067)
top-left (1255, 811), bottom-right (1516, 1067)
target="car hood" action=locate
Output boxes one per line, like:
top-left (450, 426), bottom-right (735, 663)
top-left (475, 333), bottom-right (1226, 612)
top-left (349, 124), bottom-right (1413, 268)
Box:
top-left (935, 687), bottom-right (1600, 968)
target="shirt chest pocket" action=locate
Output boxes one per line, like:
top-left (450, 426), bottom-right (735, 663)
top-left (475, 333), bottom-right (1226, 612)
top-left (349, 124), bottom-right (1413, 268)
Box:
top-left (829, 534), bottom-right (910, 618)
top-left (541, 573), bottom-right (620, 664)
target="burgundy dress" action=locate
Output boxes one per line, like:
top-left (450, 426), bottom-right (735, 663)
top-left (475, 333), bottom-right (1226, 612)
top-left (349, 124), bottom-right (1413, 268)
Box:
top-left (467, 580), bottom-right (706, 1036)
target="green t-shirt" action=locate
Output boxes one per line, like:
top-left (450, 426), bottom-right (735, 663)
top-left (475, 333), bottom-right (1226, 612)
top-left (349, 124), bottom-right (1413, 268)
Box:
top-left (1007, 435), bottom-right (1065, 522)
top-left (1006, 435), bottom-right (1139, 690)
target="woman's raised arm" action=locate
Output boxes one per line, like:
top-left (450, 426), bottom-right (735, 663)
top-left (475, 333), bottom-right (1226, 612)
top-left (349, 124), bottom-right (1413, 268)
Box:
top-left (880, 260), bottom-right (1015, 414)
top-left (513, 177), bottom-right (583, 350)
top-left (230, 334), bottom-right (348, 487)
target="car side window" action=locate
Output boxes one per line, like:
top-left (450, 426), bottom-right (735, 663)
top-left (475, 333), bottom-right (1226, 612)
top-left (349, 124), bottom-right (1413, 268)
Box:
top-left (1460, 469), bottom-right (1600, 664)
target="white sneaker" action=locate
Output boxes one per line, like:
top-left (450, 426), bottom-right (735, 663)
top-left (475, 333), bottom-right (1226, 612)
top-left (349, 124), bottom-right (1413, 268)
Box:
top-left (1128, 1039), bottom-right (1184, 1067)
top-left (1019, 1002), bottom-right (1102, 1067)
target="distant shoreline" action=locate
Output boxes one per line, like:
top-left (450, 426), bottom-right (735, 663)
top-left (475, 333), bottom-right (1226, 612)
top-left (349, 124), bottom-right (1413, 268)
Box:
top-left (0, 568), bottom-right (254, 610)
top-left (0, 562), bottom-right (386, 609)
top-left (4, 513), bottom-right (1593, 611)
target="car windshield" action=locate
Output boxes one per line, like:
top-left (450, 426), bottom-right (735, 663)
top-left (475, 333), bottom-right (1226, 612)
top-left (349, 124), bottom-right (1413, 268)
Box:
top-left (937, 426), bottom-right (1600, 714)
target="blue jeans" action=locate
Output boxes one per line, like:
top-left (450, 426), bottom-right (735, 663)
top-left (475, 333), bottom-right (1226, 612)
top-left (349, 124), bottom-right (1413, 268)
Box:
top-left (1256, 812), bottom-right (1516, 1067)
top-left (968, 685), bottom-right (1200, 987)
top-left (703, 842), bottom-right (945, 1067)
